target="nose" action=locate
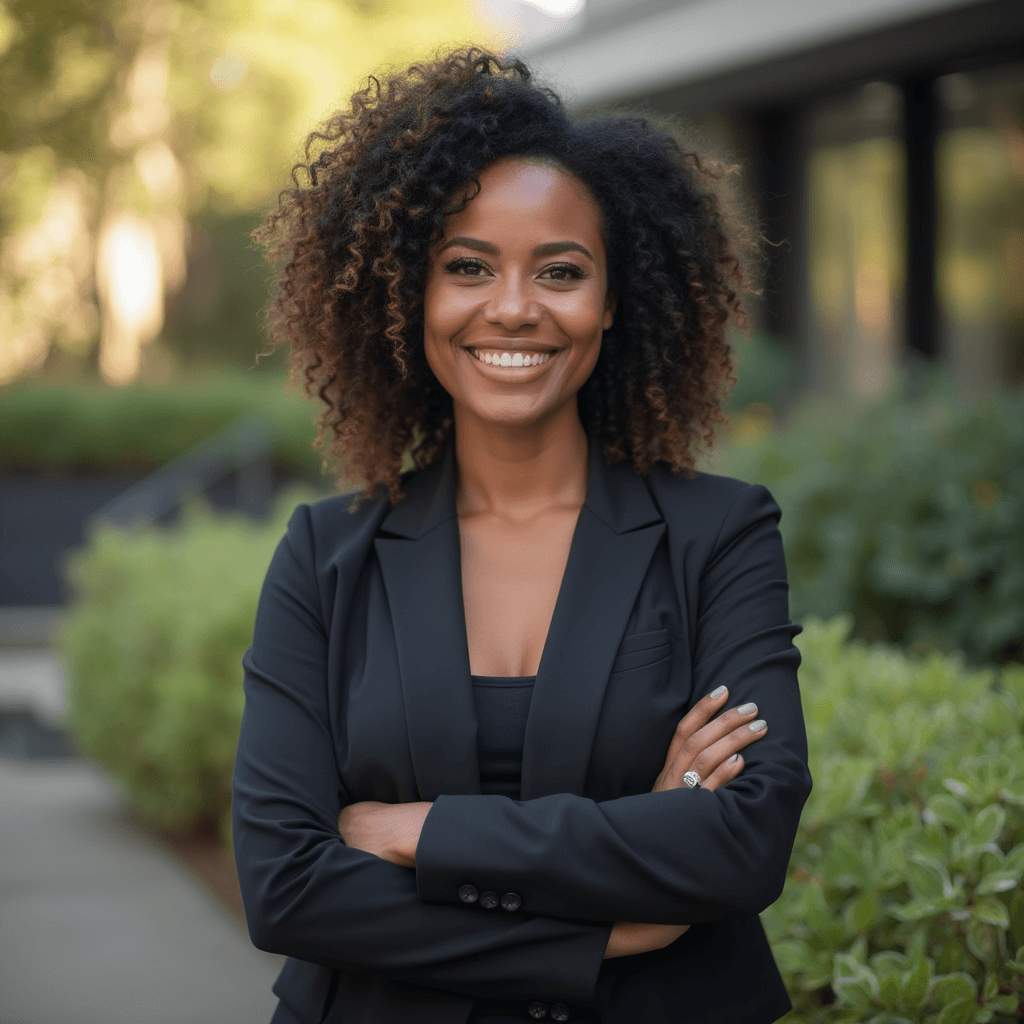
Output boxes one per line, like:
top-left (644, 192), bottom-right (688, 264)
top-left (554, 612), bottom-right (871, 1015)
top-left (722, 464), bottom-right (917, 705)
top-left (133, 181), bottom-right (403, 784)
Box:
top-left (483, 272), bottom-right (541, 330)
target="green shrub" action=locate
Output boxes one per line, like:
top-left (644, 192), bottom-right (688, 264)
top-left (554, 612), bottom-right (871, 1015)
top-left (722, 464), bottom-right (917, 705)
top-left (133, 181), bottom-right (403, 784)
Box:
top-left (766, 618), bottom-right (1024, 1023)
top-left (0, 373), bottom-right (325, 476)
top-left (57, 496), bottom-right (314, 840)
top-left (713, 390), bottom-right (1024, 664)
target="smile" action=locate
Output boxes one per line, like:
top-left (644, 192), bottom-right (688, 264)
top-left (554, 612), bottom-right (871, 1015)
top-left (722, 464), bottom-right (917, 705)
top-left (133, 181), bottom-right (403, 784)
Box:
top-left (468, 349), bottom-right (553, 367)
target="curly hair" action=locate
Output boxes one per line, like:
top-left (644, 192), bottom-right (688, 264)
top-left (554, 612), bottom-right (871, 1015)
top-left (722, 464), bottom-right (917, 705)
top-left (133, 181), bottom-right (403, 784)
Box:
top-left (257, 47), bottom-right (756, 501)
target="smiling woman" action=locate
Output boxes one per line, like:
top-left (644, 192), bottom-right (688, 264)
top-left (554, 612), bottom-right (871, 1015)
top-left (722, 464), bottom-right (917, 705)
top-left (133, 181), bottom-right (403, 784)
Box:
top-left (237, 47), bottom-right (811, 1024)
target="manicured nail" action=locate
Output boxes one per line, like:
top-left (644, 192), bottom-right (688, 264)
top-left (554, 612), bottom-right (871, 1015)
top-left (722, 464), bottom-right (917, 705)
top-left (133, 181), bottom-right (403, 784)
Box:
top-left (728, 753), bottom-right (740, 763)
top-left (737, 702), bottom-right (757, 715)
top-left (749, 719), bottom-right (767, 732)
top-left (710, 685), bottom-right (726, 699)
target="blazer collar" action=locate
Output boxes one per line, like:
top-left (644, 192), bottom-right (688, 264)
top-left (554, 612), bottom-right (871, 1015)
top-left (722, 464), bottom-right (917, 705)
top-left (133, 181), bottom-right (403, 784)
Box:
top-left (374, 435), bottom-right (666, 801)
top-left (379, 436), bottom-right (662, 540)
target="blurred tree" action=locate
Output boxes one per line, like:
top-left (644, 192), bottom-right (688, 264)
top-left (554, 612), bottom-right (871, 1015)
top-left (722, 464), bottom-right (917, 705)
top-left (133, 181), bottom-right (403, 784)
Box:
top-left (0, 0), bottom-right (489, 385)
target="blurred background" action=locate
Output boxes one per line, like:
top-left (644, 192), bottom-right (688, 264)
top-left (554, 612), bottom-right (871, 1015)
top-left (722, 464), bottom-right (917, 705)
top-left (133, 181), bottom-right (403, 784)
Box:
top-left (1, 1), bottom-right (1023, 1023)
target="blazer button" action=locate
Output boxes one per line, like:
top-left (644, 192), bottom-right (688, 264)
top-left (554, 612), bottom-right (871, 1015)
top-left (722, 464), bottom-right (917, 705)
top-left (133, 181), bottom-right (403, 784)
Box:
top-left (527, 1002), bottom-right (548, 1019)
top-left (550, 1002), bottom-right (571, 1021)
top-left (457, 884), bottom-right (479, 904)
top-left (500, 891), bottom-right (522, 912)
top-left (479, 890), bottom-right (500, 910)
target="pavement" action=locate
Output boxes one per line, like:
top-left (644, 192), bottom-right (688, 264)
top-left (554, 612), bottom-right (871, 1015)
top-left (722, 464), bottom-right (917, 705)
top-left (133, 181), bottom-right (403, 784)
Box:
top-left (0, 642), bottom-right (284, 1024)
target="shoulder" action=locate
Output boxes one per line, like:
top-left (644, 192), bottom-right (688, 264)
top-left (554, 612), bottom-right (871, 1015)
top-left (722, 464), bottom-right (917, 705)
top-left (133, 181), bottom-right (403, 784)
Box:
top-left (280, 486), bottom-right (392, 571)
top-left (645, 464), bottom-right (781, 540)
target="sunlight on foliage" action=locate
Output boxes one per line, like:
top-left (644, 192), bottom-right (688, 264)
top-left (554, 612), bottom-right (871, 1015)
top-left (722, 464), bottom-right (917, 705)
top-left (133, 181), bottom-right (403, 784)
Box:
top-left (0, 0), bottom-right (492, 384)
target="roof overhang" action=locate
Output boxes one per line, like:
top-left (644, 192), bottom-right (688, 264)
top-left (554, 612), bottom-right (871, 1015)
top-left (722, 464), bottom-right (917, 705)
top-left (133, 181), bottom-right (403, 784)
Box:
top-left (521, 0), bottom-right (1022, 111)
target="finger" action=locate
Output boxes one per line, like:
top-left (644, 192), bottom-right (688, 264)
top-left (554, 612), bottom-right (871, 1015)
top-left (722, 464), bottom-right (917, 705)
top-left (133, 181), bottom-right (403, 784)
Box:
top-left (659, 685), bottom-right (730, 772)
top-left (661, 716), bottom-right (767, 791)
top-left (700, 752), bottom-right (744, 793)
top-left (658, 701), bottom-right (762, 789)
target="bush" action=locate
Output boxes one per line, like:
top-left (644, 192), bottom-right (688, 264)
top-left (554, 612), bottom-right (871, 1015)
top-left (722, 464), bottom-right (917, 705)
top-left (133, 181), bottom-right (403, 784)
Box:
top-left (713, 390), bottom-right (1024, 664)
top-left (0, 373), bottom-right (325, 476)
top-left (57, 496), bottom-right (313, 840)
top-left (765, 618), bottom-right (1024, 1023)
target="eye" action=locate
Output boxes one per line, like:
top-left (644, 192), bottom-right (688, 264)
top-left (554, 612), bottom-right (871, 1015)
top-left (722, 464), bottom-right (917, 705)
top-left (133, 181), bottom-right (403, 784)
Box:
top-left (443, 257), bottom-right (491, 277)
top-left (540, 262), bottom-right (587, 282)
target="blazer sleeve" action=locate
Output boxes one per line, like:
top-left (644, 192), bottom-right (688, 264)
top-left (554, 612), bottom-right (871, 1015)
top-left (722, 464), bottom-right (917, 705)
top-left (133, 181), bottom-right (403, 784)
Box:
top-left (415, 483), bottom-right (812, 925)
top-left (232, 505), bottom-right (612, 1005)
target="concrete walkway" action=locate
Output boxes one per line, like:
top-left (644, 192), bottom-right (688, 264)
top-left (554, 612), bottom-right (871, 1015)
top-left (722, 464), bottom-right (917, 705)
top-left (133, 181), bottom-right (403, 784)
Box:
top-left (0, 649), bottom-right (284, 1024)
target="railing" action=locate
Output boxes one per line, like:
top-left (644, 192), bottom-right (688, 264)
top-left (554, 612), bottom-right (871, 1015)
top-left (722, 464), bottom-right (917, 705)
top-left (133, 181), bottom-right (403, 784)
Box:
top-left (88, 414), bottom-right (275, 530)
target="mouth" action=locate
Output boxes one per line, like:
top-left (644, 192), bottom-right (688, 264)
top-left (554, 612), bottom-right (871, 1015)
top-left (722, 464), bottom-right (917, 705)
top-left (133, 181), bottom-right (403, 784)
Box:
top-left (467, 348), bottom-right (556, 367)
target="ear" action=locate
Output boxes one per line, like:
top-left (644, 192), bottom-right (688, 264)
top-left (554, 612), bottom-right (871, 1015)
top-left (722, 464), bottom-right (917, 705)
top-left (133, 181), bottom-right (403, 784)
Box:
top-left (603, 290), bottom-right (617, 331)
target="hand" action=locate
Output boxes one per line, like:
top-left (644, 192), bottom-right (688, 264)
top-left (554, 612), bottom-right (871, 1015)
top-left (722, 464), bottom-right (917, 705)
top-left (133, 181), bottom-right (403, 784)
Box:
top-left (604, 686), bottom-right (767, 959)
top-left (604, 921), bottom-right (690, 959)
top-left (337, 800), bottom-right (432, 868)
top-left (653, 685), bottom-right (767, 793)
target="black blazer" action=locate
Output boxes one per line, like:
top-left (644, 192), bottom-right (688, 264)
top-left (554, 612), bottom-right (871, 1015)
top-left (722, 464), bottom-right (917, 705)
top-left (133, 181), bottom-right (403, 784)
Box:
top-left (232, 439), bottom-right (812, 1024)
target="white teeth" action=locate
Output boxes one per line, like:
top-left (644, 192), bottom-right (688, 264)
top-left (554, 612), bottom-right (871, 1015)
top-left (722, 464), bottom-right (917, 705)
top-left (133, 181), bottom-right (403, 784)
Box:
top-left (471, 350), bottom-right (552, 366)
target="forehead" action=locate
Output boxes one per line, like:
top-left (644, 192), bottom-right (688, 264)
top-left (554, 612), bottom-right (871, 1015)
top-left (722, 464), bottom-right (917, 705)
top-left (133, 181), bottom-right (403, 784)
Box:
top-left (445, 158), bottom-right (605, 246)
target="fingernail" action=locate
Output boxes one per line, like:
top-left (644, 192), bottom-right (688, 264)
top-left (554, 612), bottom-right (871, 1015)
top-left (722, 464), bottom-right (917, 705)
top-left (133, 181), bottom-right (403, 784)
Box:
top-left (748, 719), bottom-right (767, 732)
top-left (737, 702), bottom-right (757, 714)
top-left (710, 685), bottom-right (726, 699)
top-left (728, 753), bottom-right (740, 763)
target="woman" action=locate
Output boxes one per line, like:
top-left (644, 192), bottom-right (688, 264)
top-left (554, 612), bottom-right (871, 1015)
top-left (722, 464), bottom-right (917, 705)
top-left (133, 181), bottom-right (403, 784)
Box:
top-left (233, 48), bottom-right (812, 1024)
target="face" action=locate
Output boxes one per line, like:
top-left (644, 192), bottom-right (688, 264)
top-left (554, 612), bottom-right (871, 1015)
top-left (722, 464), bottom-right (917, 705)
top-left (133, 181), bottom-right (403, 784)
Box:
top-left (422, 158), bottom-right (615, 431)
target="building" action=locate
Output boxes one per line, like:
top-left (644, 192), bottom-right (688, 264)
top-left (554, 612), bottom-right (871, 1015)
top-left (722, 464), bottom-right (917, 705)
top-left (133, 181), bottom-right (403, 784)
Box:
top-left (519, 0), bottom-right (1024, 397)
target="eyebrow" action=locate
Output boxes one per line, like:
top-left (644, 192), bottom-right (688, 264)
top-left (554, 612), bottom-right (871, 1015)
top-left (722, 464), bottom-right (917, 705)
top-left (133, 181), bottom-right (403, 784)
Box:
top-left (438, 236), bottom-right (595, 261)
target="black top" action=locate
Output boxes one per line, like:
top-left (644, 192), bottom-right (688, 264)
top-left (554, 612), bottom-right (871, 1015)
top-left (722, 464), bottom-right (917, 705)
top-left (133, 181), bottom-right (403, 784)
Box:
top-left (471, 674), bottom-right (535, 801)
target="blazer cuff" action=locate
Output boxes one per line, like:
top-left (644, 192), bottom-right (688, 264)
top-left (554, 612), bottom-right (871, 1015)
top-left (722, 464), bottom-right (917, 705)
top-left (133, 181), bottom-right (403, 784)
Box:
top-left (416, 798), bottom-right (613, 1007)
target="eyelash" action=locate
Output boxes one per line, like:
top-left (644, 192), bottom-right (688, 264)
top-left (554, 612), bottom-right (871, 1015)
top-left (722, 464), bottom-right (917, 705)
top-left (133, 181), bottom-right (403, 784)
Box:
top-left (442, 257), bottom-right (588, 282)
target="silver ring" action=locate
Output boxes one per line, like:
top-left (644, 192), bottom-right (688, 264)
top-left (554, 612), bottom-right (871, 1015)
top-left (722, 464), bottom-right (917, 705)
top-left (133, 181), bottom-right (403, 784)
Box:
top-left (682, 770), bottom-right (702, 789)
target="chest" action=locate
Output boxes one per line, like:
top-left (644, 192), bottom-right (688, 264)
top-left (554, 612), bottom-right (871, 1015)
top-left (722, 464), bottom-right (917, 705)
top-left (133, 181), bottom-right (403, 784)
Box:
top-left (458, 508), bottom-right (579, 677)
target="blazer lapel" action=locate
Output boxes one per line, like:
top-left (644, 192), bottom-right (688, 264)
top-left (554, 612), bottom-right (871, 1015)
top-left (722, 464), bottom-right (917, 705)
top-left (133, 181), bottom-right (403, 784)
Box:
top-left (374, 445), bottom-right (481, 801)
top-left (520, 444), bottom-right (665, 800)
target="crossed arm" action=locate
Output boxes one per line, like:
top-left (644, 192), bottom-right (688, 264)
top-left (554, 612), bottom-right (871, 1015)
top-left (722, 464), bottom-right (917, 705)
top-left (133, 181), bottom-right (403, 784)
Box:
top-left (233, 490), bottom-right (811, 1002)
top-left (338, 684), bottom-right (769, 959)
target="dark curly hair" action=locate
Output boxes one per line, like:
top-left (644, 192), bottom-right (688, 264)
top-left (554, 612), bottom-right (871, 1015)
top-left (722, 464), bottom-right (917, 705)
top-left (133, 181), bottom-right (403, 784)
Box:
top-left (257, 47), bottom-right (756, 501)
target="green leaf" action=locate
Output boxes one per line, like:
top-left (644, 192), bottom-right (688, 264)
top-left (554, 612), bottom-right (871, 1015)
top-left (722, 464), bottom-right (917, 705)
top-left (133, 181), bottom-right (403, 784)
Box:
top-left (998, 781), bottom-right (1024, 805)
top-left (1011, 892), bottom-right (1024, 948)
top-left (966, 805), bottom-right (1006, 849)
top-left (936, 936), bottom-right (963, 974)
top-left (878, 973), bottom-right (900, 1009)
top-left (935, 999), bottom-right (980, 1024)
top-left (987, 994), bottom-right (1019, 1013)
top-left (975, 870), bottom-right (1018, 895)
top-left (931, 973), bottom-right (977, 1005)
top-left (900, 955), bottom-right (931, 1012)
top-left (973, 897), bottom-right (1010, 929)
top-left (833, 953), bottom-right (880, 1010)
top-left (849, 892), bottom-right (880, 933)
top-left (907, 854), bottom-right (951, 900)
top-left (966, 919), bottom-right (997, 962)
top-left (982, 972), bottom-right (998, 1001)
top-left (926, 793), bottom-right (970, 830)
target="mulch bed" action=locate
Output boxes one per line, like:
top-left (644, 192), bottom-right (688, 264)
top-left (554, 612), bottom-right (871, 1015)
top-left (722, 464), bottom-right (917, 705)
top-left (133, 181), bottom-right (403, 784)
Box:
top-left (158, 829), bottom-right (247, 924)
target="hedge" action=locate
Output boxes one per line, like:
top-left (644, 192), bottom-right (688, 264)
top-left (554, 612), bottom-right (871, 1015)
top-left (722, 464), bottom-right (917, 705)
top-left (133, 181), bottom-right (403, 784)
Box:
top-left (0, 374), bottom-right (324, 476)
top-left (714, 389), bottom-right (1024, 665)
top-left (57, 500), bottom-right (1024, 1021)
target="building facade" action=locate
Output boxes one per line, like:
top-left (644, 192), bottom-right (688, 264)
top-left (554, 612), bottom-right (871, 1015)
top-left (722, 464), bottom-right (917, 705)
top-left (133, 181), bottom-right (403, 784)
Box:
top-left (521, 0), bottom-right (1024, 397)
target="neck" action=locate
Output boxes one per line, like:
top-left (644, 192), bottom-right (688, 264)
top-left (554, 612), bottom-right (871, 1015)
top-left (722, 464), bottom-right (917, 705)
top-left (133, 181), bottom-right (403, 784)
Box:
top-left (453, 403), bottom-right (589, 519)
